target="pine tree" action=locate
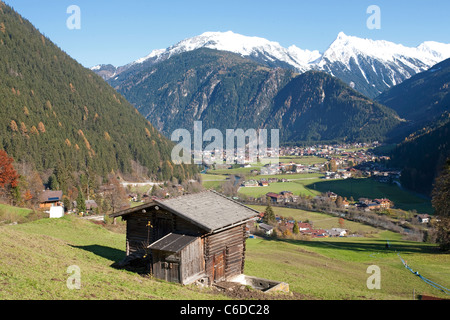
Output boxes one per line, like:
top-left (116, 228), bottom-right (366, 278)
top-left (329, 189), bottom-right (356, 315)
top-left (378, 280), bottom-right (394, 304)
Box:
top-left (48, 174), bottom-right (59, 190)
top-left (293, 220), bottom-right (299, 234)
top-left (263, 199), bottom-right (276, 224)
top-left (432, 158), bottom-right (450, 251)
top-left (76, 186), bottom-right (86, 214)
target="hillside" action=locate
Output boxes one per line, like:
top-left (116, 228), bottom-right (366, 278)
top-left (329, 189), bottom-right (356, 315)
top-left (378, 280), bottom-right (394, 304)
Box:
top-left (376, 58), bottom-right (450, 140)
top-left (388, 113), bottom-right (450, 196)
top-left (109, 48), bottom-right (296, 137)
top-left (0, 2), bottom-right (196, 183)
top-left (265, 71), bottom-right (401, 143)
top-left (375, 59), bottom-right (450, 195)
top-left (1, 213), bottom-right (448, 300)
top-left (0, 216), bottom-right (225, 299)
top-left (108, 48), bottom-right (400, 144)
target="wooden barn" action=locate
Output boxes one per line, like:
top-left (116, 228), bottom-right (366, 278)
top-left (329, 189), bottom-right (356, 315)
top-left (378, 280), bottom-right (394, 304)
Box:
top-left (110, 191), bottom-right (259, 286)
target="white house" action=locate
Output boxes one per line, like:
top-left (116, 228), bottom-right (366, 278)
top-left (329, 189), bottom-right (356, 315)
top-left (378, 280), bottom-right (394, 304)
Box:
top-left (49, 206), bottom-right (65, 218)
top-left (328, 228), bottom-right (347, 237)
top-left (259, 223), bottom-right (274, 236)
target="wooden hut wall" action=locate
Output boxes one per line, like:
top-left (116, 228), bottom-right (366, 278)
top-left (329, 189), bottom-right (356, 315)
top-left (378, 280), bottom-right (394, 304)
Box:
top-left (204, 224), bottom-right (246, 282)
top-left (151, 238), bottom-right (204, 284)
top-left (180, 238), bottom-right (204, 284)
top-left (152, 251), bottom-right (181, 283)
top-left (124, 208), bottom-right (205, 257)
top-left (124, 212), bottom-right (153, 256)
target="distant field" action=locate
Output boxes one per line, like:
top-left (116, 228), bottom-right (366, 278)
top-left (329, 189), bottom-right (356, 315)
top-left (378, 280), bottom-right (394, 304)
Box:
top-left (307, 178), bottom-right (434, 214)
top-left (0, 203), bottom-right (33, 217)
top-left (200, 173), bottom-right (228, 181)
top-left (238, 180), bottom-right (322, 198)
top-left (206, 165), bottom-right (264, 175)
top-left (279, 156), bottom-right (328, 165)
top-left (248, 205), bottom-right (380, 235)
top-left (205, 168), bottom-right (433, 214)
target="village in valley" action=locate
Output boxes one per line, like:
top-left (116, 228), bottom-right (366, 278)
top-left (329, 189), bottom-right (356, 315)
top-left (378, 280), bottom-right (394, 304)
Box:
top-left (30, 140), bottom-right (434, 244)
top-left (199, 141), bottom-right (434, 241)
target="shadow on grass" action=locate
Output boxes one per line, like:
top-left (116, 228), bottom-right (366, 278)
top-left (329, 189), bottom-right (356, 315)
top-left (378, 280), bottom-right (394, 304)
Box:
top-left (305, 178), bottom-right (433, 213)
top-left (262, 237), bottom-right (443, 255)
top-left (71, 245), bottom-right (125, 263)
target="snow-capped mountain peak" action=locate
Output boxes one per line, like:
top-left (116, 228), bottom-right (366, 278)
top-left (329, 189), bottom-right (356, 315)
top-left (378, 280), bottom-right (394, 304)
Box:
top-left (131, 31), bottom-right (321, 72)
top-left (92, 31), bottom-right (450, 98)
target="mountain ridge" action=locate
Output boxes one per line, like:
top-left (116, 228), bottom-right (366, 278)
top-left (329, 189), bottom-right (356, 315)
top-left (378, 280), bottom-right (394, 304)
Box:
top-left (0, 1), bottom-right (197, 185)
top-left (92, 31), bottom-right (450, 98)
top-left (106, 47), bottom-right (401, 144)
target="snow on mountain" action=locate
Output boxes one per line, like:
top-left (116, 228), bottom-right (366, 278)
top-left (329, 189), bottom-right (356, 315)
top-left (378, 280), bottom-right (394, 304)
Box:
top-left (92, 31), bottom-right (450, 97)
top-left (318, 32), bottom-right (449, 72)
top-left (131, 31), bottom-right (321, 72)
top-left (314, 32), bottom-right (450, 96)
top-left (417, 41), bottom-right (450, 60)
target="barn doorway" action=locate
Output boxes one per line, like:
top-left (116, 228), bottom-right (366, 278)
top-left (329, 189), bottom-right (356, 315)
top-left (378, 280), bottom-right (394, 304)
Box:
top-left (213, 251), bottom-right (225, 282)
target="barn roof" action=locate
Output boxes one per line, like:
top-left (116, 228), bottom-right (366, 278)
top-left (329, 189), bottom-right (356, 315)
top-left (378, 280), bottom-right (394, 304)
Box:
top-left (110, 190), bottom-right (259, 233)
top-left (39, 190), bottom-right (63, 203)
top-left (148, 233), bottom-right (198, 253)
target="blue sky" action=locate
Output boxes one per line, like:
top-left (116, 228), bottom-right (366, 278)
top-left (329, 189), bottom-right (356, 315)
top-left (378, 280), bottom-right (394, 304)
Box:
top-left (4, 0), bottom-right (450, 68)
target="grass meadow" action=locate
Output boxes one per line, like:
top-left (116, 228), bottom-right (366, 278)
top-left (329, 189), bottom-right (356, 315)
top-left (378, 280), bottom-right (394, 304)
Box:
top-left (1, 203), bottom-right (448, 300)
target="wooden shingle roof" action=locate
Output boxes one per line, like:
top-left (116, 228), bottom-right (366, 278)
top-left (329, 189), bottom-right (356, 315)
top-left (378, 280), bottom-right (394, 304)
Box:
top-left (148, 233), bottom-right (198, 253)
top-left (39, 190), bottom-right (63, 203)
top-left (157, 191), bottom-right (258, 233)
top-left (111, 190), bottom-right (259, 233)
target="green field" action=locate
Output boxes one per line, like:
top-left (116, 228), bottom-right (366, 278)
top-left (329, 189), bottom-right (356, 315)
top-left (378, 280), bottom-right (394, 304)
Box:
top-left (0, 203), bottom-right (39, 225)
top-left (0, 216), bottom-right (226, 300)
top-left (239, 180), bottom-right (322, 198)
top-left (308, 178), bottom-right (434, 214)
top-left (279, 156), bottom-right (328, 165)
top-left (248, 205), bottom-right (380, 235)
top-left (200, 173), bottom-right (229, 189)
top-left (245, 204), bottom-right (449, 300)
top-left (245, 233), bottom-right (450, 300)
top-left (1, 213), bottom-right (448, 300)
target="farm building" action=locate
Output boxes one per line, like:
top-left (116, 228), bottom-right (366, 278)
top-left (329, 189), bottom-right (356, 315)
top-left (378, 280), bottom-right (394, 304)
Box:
top-left (110, 190), bottom-right (259, 286)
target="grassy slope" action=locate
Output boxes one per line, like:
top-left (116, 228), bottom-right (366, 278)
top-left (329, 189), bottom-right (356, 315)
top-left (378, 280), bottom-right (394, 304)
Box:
top-left (0, 216), bottom-right (225, 300)
top-left (245, 205), bottom-right (450, 299)
top-left (1, 213), bottom-right (448, 300)
top-left (245, 233), bottom-right (450, 300)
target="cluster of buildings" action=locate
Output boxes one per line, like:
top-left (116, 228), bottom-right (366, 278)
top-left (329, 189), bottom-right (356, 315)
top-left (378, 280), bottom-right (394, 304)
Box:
top-left (355, 198), bottom-right (393, 211)
top-left (265, 191), bottom-right (299, 204)
top-left (256, 213), bottom-right (348, 239)
top-left (280, 142), bottom-right (379, 158)
top-left (38, 189), bottom-right (99, 218)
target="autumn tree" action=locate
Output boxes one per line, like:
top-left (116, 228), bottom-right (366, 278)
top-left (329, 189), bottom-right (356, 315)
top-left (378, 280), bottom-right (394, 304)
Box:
top-left (9, 120), bottom-right (18, 132)
top-left (0, 150), bottom-right (20, 202)
top-left (336, 196), bottom-right (344, 208)
top-left (38, 122), bottom-right (46, 133)
top-left (106, 177), bottom-right (129, 215)
top-left (339, 217), bottom-right (345, 229)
